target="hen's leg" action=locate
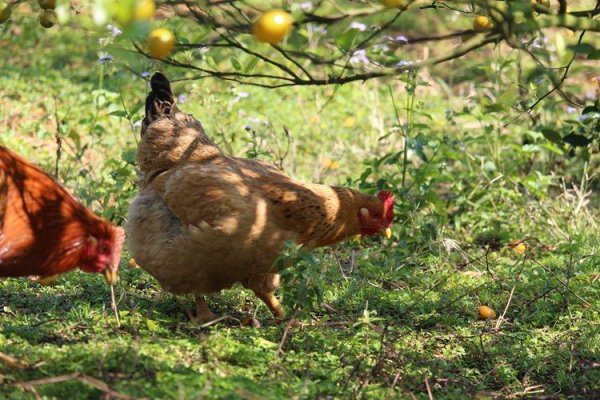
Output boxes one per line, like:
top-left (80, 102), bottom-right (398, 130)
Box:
top-left (195, 295), bottom-right (216, 322)
top-left (254, 291), bottom-right (283, 318)
top-left (244, 274), bottom-right (284, 318)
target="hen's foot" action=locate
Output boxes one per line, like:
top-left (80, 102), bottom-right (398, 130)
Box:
top-left (241, 316), bottom-right (262, 328)
top-left (254, 291), bottom-right (284, 319)
top-left (0, 351), bottom-right (29, 369)
top-left (189, 295), bottom-right (217, 323)
top-left (29, 274), bottom-right (59, 286)
top-left (271, 317), bottom-right (302, 328)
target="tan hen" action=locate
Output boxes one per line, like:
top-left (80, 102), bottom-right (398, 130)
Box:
top-left (126, 73), bottom-right (394, 321)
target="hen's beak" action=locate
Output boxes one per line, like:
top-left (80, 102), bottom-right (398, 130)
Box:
top-left (104, 267), bottom-right (119, 285)
top-left (384, 227), bottom-right (392, 239)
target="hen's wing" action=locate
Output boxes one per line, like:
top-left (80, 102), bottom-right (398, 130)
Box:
top-left (158, 162), bottom-right (259, 234)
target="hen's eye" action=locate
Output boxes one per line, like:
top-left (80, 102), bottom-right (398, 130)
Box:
top-left (99, 243), bottom-right (109, 253)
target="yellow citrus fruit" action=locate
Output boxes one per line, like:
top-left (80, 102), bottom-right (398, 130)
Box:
top-left (478, 305), bottom-right (497, 320)
top-left (39, 9), bottom-right (57, 28)
top-left (38, 0), bottom-right (56, 10)
top-left (382, 0), bottom-right (410, 10)
top-left (133, 0), bottom-right (155, 21)
top-left (473, 15), bottom-right (493, 32)
top-left (322, 159), bottom-right (340, 170)
top-left (509, 240), bottom-right (527, 255)
top-left (252, 9), bottom-right (293, 45)
top-left (0, 5), bottom-right (12, 23)
top-left (342, 116), bottom-right (355, 128)
top-left (148, 28), bottom-right (175, 59)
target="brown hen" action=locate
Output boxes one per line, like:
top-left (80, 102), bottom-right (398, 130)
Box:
top-left (0, 146), bottom-right (125, 284)
top-left (126, 73), bottom-right (394, 321)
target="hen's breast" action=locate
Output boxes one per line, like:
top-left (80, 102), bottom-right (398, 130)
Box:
top-left (127, 190), bottom-right (284, 295)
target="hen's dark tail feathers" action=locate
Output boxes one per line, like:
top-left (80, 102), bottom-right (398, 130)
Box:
top-left (142, 72), bottom-right (176, 135)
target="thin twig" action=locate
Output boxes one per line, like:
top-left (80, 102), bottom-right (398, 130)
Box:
top-left (276, 309), bottom-right (298, 357)
top-left (527, 256), bottom-right (598, 312)
top-left (12, 372), bottom-right (137, 399)
top-left (424, 377), bottom-right (434, 400)
top-left (53, 96), bottom-right (62, 179)
top-left (495, 285), bottom-right (516, 330)
top-left (109, 284), bottom-right (120, 327)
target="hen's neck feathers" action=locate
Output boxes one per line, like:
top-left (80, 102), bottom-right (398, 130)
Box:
top-left (138, 113), bottom-right (223, 186)
top-left (299, 185), bottom-right (381, 248)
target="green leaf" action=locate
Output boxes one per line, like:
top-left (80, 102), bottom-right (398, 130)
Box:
top-left (588, 50), bottom-right (600, 60)
top-left (483, 102), bottom-right (507, 113)
top-left (245, 57), bottom-right (259, 73)
top-left (526, 66), bottom-right (546, 83)
top-left (582, 105), bottom-right (599, 115)
top-left (108, 110), bottom-right (129, 119)
top-left (568, 43), bottom-right (595, 54)
top-left (541, 128), bottom-right (562, 144)
top-left (231, 57), bottom-right (242, 71)
top-left (336, 30), bottom-right (358, 51)
top-left (146, 319), bottom-right (159, 332)
top-left (562, 133), bottom-right (591, 147)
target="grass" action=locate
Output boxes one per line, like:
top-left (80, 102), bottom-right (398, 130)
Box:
top-left (1, 5), bottom-right (600, 399)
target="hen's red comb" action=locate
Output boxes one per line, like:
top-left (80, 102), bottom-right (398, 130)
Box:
top-left (377, 190), bottom-right (395, 224)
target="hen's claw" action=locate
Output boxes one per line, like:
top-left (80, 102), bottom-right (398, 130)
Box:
top-left (29, 274), bottom-right (59, 286)
top-left (189, 295), bottom-right (216, 323)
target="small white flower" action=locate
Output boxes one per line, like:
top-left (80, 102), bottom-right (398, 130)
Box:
top-left (373, 44), bottom-right (390, 52)
top-left (310, 24), bottom-right (327, 35)
top-left (349, 49), bottom-right (369, 65)
top-left (532, 39), bottom-right (543, 49)
top-left (396, 60), bottom-right (413, 67)
top-left (350, 22), bottom-right (367, 31)
top-left (390, 35), bottom-right (409, 43)
top-left (141, 71), bottom-right (151, 78)
top-left (107, 24), bottom-right (122, 37)
top-left (177, 94), bottom-right (187, 104)
top-left (237, 92), bottom-right (250, 98)
top-left (300, 2), bottom-right (313, 11)
top-left (566, 106), bottom-right (576, 113)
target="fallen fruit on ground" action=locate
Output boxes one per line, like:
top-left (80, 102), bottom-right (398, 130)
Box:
top-left (509, 240), bottom-right (527, 255)
top-left (478, 305), bottom-right (497, 320)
